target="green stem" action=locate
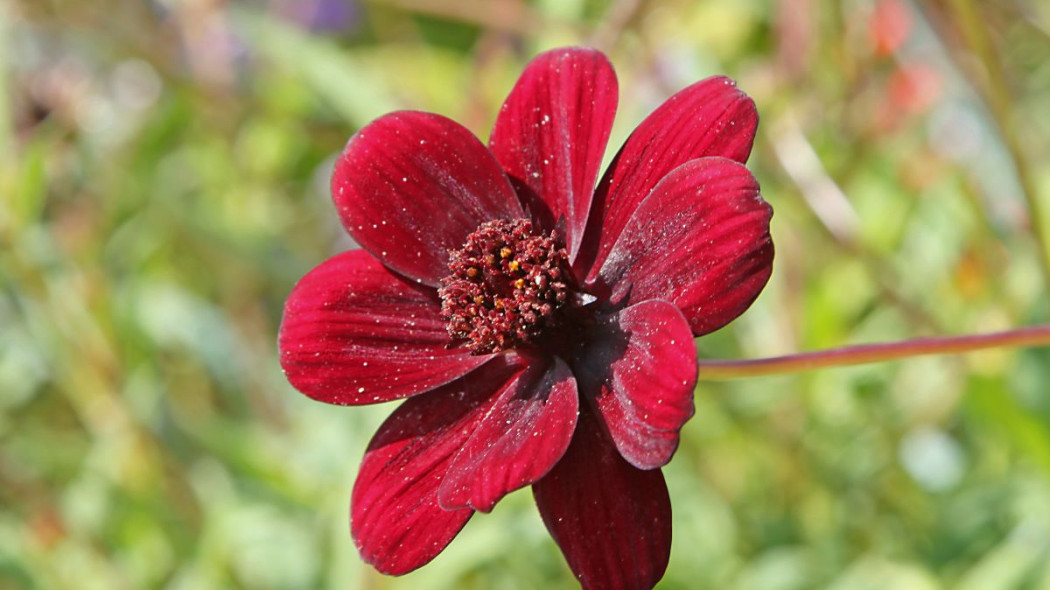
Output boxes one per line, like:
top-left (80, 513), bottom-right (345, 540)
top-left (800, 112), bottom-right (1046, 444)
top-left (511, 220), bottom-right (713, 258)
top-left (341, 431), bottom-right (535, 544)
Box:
top-left (696, 325), bottom-right (1050, 380)
top-left (945, 0), bottom-right (1050, 289)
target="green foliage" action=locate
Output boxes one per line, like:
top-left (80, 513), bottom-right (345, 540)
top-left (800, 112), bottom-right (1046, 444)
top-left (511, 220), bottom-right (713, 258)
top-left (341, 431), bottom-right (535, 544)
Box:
top-left (3, 0), bottom-right (1050, 588)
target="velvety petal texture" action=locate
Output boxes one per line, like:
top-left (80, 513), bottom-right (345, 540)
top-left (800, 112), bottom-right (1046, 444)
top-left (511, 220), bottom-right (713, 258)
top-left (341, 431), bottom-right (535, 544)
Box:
top-left (489, 47), bottom-right (618, 258)
top-left (279, 250), bottom-right (491, 405)
top-left (351, 359), bottom-right (524, 574)
top-left (332, 111), bottom-right (523, 286)
top-left (438, 355), bottom-right (579, 512)
top-left (574, 300), bottom-right (697, 470)
top-left (577, 76), bottom-right (759, 280)
top-left (597, 157), bottom-right (773, 336)
top-left (534, 410), bottom-right (672, 590)
top-left (284, 46), bottom-right (775, 590)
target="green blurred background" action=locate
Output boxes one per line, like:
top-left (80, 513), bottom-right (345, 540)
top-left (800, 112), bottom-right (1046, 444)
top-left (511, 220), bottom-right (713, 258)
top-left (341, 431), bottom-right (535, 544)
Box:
top-left (4, 0), bottom-right (1050, 588)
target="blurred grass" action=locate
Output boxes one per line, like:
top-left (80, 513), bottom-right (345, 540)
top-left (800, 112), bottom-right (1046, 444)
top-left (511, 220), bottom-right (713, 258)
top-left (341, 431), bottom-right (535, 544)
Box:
top-left (3, 0), bottom-right (1050, 588)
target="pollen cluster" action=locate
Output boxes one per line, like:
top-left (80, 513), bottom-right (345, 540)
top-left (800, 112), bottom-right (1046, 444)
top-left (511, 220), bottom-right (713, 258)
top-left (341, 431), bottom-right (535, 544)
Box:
top-left (439, 219), bottom-right (573, 354)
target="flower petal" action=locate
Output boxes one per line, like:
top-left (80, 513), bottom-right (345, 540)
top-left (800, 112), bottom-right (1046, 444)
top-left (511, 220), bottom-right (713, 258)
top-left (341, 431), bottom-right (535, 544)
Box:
top-left (489, 47), bottom-right (618, 259)
top-left (279, 250), bottom-right (492, 405)
top-left (438, 355), bottom-right (578, 512)
top-left (573, 300), bottom-right (697, 470)
top-left (351, 359), bottom-right (527, 575)
top-left (533, 409), bottom-right (672, 590)
top-left (332, 111), bottom-right (523, 286)
top-left (577, 76), bottom-right (758, 280)
top-left (596, 157), bottom-right (773, 336)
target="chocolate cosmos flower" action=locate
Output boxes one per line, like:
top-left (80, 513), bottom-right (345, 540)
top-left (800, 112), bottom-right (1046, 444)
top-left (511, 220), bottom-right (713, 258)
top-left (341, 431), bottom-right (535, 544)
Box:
top-left (279, 47), bottom-right (773, 590)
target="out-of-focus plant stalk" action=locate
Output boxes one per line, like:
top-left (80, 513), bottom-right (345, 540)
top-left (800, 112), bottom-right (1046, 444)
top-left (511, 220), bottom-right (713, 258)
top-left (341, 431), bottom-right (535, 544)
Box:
top-left (696, 324), bottom-right (1050, 379)
top-left (768, 114), bottom-right (946, 333)
top-left (946, 0), bottom-right (1050, 290)
top-left (589, 0), bottom-right (644, 52)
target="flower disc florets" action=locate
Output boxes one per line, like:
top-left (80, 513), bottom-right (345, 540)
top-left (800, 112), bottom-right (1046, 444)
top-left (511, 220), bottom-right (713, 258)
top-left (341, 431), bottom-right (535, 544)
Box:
top-left (439, 219), bottom-right (574, 354)
top-left (280, 46), bottom-right (775, 590)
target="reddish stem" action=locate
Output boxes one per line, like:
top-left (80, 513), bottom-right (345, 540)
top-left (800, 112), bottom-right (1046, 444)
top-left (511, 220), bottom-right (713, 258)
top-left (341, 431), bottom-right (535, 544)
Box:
top-left (696, 324), bottom-right (1050, 380)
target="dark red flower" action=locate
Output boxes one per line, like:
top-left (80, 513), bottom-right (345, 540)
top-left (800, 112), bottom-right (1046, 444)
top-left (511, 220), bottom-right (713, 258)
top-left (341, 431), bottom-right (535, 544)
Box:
top-left (279, 47), bottom-right (773, 590)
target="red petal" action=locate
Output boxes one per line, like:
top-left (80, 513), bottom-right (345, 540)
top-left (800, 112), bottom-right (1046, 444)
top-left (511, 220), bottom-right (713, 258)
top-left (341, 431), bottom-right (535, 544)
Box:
top-left (574, 301), bottom-right (697, 469)
top-left (489, 47), bottom-right (618, 259)
top-left (533, 409), bottom-right (671, 590)
top-left (279, 250), bottom-right (491, 405)
top-left (332, 111), bottom-right (523, 286)
top-left (438, 355), bottom-right (578, 512)
top-left (576, 76), bottom-right (758, 280)
top-left (596, 157), bottom-right (773, 336)
top-left (351, 359), bottom-right (526, 575)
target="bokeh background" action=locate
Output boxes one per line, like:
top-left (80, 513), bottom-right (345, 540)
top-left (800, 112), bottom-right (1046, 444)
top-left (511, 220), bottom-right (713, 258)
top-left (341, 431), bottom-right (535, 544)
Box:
top-left (4, 0), bottom-right (1050, 588)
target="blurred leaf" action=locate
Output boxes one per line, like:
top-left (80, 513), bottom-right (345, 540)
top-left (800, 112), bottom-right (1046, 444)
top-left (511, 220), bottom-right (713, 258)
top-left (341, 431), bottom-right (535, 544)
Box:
top-left (233, 9), bottom-right (398, 128)
top-left (966, 376), bottom-right (1050, 474)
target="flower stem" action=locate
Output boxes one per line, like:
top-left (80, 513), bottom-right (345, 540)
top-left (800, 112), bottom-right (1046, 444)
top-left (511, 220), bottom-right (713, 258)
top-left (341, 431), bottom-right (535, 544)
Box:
top-left (696, 325), bottom-right (1050, 380)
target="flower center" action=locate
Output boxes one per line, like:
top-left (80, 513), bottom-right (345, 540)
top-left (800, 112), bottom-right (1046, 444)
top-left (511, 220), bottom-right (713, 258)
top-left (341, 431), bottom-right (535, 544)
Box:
top-left (439, 219), bottom-right (576, 354)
